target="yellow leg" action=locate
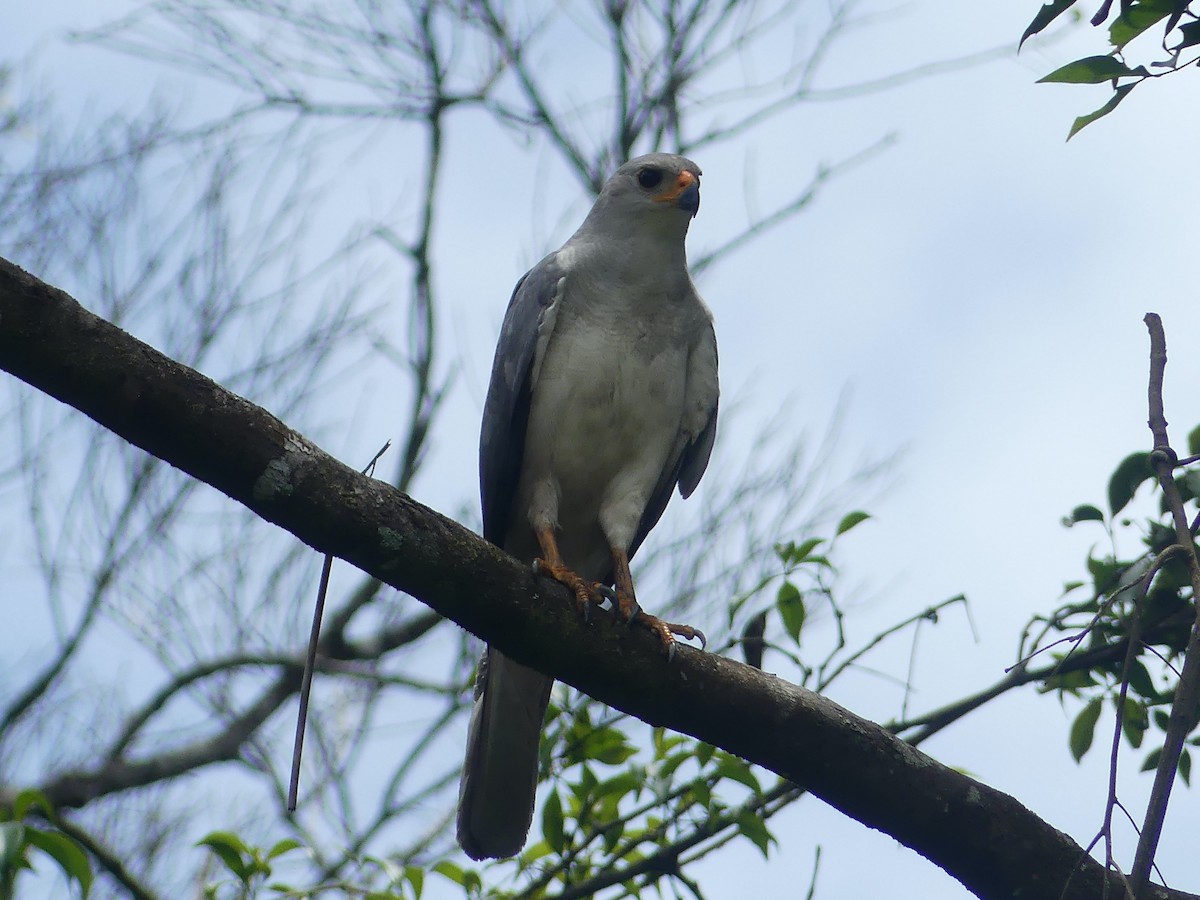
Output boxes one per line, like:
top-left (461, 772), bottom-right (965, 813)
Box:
top-left (610, 546), bottom-right (706, 656)
top-left (534, 526), bottom-right (603, 616)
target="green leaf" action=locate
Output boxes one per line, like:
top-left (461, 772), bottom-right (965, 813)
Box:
top-left (568, 763), bottom-right (598, 802)
top-left (599, 812), bottom-right (624, 852)
top-left (776, 581), bottom-right (806, 644)
top-left (431, 861), bottom-right (467, 886)
top-left (1087, 554), bottom-right (1120, 596)
top-left (596, 742), bottom-right (637, 766)
top-left (1070, 697), bottom-right (1103, 762)
top-left (1065, 504), bottom-right (1105, 526)
top-left (12, 790), bottom-right (53, 823)
top-left (0, 823), bottom-right (26, 873)
top-left (1107, 451), bottom-right (1154, 515)
top-left (266, 838), bottom-right (302, 860)
top-left (835, 511), bottom-right (870, 536)
top-left (1181, 748), bottom-right (1192, 786)
top-left (1153, 709), bottom-right (1171, 731)
top-left (688, 779), bottom-right (713, 809)
top-left (594, 788), bottom-right (622, 824)
top-left (197, 831), bottom-right (250, 881)
top-left (1174, 471), bottom-right (1200, 506)
top-left (1182, 467), bottom-right (1200, 499)
top-left (652, 726), bottom-right (684, 757)
top-left (197, 830), bottom-right (250, 857)
top-left (1141, 745), bottom-right (1163, 772)
top-left (365, 854), bottom-right (404, 887)
top-left (1045, 665), bottom-right (1097, 693)
top-left (1127, 660), bottom-right (1156, 699)
top-left (542, 790), bottom-right (565, 854)
top-left (1068, 84), bottom-right (1136, 139)
top-left (776, 537), bottom-right (822, 566)
top-left (659, 750), bottom-right (691, 781)
top-left (734, 810), bottom-right (774, 858)
top-left (1039, 55), bottom-right (1146, 83)
top-left (1188, 424), bottom-right (1200, 457)
top-left (1110, 0), bottom-right (1176, 49)
top-left (1021, 0), bottom-right (1080, 47)
top-left (595, 772), bottom-right (642, 803)
top-left (25, 829), bottom-right (92, 898)
top-left (572, 725), bottom-right (637, 766)
top-left (1120, 697), bottom-right (1148, 748)
top-left (715, 753), bottom-right (762, 793)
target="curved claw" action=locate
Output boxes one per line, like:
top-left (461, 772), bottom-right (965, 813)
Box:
top-left (658, 621), bottom-right (707, 659)
top-left (534, 557), bottom-right (606, 621)
top-left (595, 583), bottom-right (618, 604)
top-left (661, 622), bottom-right (704, 647)
top-left (664, 627), bottom-right (704, 658)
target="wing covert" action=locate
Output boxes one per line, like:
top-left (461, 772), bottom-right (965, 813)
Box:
top-left (627, 320), bottom-right (719, 561)
top-left (479, 254), bottom-right (566, 547)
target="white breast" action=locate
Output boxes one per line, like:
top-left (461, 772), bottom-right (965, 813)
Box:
top-left (516, 289), bottom-right (692, 575)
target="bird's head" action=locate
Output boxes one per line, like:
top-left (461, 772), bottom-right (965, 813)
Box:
top-left (582, 154), bottom-right (702, 240)
top-left (612, 153), bottom-right (701, 216)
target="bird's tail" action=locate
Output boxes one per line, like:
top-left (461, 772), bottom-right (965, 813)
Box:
top-left (457, 647), bottom-right (554, 860)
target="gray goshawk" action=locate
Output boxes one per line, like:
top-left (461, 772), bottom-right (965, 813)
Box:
top-left (457, 153), bottom-right (719, 860)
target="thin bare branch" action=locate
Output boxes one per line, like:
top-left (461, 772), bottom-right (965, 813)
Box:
top-left (1130, 315), bottom-right (1200, 897)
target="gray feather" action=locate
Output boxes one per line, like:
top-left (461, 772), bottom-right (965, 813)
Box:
top-left (479, 257), bottom-right (565, 547)
top-left (457, 649), bottom-right (552, 860)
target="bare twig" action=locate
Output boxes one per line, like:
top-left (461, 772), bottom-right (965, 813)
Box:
top-left (817, 595), bottom-right (966, 691)
top-left (1130, 314), bottom-right (1200, 897)
top-left (289, 441), bottom-right (390, 811)
top-left (1100, 544), bottom-right (1181, 894)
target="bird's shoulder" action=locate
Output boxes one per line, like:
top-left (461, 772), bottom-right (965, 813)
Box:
top-left (508, 251), bottom-right (568, 316)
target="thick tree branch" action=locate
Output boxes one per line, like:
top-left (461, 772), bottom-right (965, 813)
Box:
top-left (45, 673), bottom-right (297, 809)
top-left (32, 607), bottom-right (443, 808)
top-left (0, 256), bottom-right (1192, 900)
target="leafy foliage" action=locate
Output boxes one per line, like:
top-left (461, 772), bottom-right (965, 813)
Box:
top-left (1023, 0), bottom-right (1200, 137)
top-left (0, 789), bottom-right (92, 899)
top-left (1039, 425), bottom-right (1200, 779)
top-left (197, 831), bottom-right (441, 900)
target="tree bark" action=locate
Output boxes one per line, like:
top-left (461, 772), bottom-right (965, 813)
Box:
top-left (0, 255), bottom-right (1187, 900)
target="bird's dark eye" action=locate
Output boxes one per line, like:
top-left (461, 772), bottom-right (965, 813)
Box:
top-left (637, 167), bottom-right (663, 190)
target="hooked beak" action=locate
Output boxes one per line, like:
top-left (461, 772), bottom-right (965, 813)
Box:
top-left (653, 170), bottom-right (700, 216)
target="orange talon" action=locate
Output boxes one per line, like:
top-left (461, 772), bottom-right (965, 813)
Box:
top-left (611, 546), bottom-right (705, 658)
top-left (533, 556), bottom-right (603, 617)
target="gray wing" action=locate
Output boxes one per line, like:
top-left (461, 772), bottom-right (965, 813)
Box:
top-left (461, 253), bottom-right (565, 860)
top-left (479, 253), bottom-right (565, 546)
top-left (627, 322), bottom-right (719, 561)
